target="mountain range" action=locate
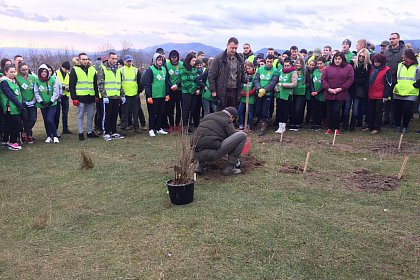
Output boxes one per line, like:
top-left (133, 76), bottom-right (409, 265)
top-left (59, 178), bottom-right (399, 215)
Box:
top-left (1, 40), bottom-right (419, 60)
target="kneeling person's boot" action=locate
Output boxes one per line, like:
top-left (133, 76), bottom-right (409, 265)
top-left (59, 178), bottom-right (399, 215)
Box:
top-left (195, 162), bottom-right (206, 174)
top-left (257, 121), bottom-right (268, 136)
top-left (223, 162), bottom-right (241, 176)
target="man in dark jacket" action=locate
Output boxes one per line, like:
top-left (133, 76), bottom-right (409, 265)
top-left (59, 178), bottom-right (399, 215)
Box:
top-left (384, 32), bottom-right (405, 125)
top-left (193, 107), bottom-right (246, 176)
top-left (208, 37), bottom-right (244, 109)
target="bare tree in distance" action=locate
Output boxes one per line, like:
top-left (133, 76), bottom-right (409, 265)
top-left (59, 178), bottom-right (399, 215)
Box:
top-left (120, 39), bottom-right (134, 58)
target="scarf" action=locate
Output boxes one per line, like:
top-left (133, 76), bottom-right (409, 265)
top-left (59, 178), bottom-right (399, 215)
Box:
top-left (369, 66), bottom-right (382, 87)
top-left (282, 66), bottom-right (296, 74)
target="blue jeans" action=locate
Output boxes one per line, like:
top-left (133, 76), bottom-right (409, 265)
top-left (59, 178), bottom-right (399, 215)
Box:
top-left (22, 106), bottom-right (37, 136)
top-left (344, 95), bottom-right (360, 118)
top-left (238, 102), bottom-right (254, 129)
top-left (202, 98), bottom-right (217, 117)
top-left (255, 95), bottom-right (272, 122)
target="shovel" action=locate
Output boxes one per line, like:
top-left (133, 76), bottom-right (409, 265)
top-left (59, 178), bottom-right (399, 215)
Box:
top-left (242, 82), bottom-right (252, 155)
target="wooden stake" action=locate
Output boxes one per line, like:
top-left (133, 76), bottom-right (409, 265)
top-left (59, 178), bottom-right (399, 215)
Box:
top-left (332, 130), bottom-right (337, 146)
top-left (397, 156), bottom-right (409, 180)
top-left (280, 132), bottom-right (283, 143)
top-left (303, 152), bottom-right (311, 173)
top-left (398, 134), bottom-right (403, 150)
top-left (194, 173), bottom-right (197, 181)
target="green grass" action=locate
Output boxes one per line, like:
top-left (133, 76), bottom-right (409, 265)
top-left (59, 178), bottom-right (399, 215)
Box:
top-left (1, 106), bottom-right (419, 280)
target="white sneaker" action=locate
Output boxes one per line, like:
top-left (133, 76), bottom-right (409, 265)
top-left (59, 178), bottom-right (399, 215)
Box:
top-left (103, 134), bottom-right (112, 141)
top-left (275, 123), bottom-right (282, 134)
top-left (111, 133), bottom-right (124, 139)
top-left (53, 137), bottom-right (59, 143)
top-left (45, 137), bottom-right (52, 143)
top-left (156, 129), bottom-right (168, 135)
top-left (149, 129), bottom-right (156, 137)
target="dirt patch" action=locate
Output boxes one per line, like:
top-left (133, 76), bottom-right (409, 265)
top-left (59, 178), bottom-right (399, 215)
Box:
top-left (364, 142), bottom-right (419, 155)
top-left (343, 168), bottom-right (399, 193)
top-left (199, 153), bottom-right (265, 180)
top-left (279, 164), bottom-right (305, 174)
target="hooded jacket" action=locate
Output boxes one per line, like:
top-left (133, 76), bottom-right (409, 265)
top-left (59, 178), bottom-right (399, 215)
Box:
top-left (143, 53), bottom-right (170, 98)
top-left (166, 50), bottom-right (183, 88)
top-left (34, 64), bottom-right (60, 107)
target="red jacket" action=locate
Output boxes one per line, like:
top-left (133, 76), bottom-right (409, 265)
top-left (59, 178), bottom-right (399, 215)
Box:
top-left (368, 66), bottom-right (391, 100)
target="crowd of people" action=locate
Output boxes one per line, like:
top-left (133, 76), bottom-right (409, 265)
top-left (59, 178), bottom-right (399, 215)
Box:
top-left (0, 32), bottom-right (419, 152)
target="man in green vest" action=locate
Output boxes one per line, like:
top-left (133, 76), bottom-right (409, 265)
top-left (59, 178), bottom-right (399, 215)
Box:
top-left (56, 61), bottom-right (72, 134)
top-left (97, 51), bottom-right (125, 141)
top-left (69, 52), bottom-right (99, 141)
top-left (118, 55), bottom-right (143, 134)
top-left (254, 54), bottom-right (279, 136)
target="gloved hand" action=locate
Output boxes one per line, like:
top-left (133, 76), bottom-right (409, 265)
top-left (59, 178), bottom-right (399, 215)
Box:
top-left (40, 101), bottom-right (47, 107)
top-left (165, 95), bottom-right (170, 102)
top-left (147, 97), bottom-right (153, 104)
top-left (413, 82), bottom-right (420, 89)
top-left (258, 88), bottom-right (266, 97)
top-left (103, 97), bottom-right (109, 104)
top-left (65, 86), bottom-right (69, 91)
top-left (25, 101), bottom-right (35, 107)
top-left (121, 96), bottom-right (126, 104)
top-left (46, 101), bottom-right (53, 107)
top-left (73, 100), bottom-right (80, 106)
top-left (95, 97), bottom-right (99, 103)
top-left (241, 91), bottom-right (247, 97)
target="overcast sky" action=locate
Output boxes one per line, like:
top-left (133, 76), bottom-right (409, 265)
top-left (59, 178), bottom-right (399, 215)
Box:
top-left (0, 0), bottom-right (419, 53)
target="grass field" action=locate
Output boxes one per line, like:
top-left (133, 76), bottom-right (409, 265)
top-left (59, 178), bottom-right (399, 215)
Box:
top-left (1, 106), bottom-right (419, 280)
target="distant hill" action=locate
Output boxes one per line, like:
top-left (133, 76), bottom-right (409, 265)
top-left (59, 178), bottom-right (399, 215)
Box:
top-left (0, 42), bottom-right (223, 60)
top-left (142, 43), bottom-right (223, 58)
top-left (254, 48), bottom-right (285, 56)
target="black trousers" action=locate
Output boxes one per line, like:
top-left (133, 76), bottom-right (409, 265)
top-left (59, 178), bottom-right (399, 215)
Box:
top-left (182, 94), bottom-right (201, 128)
top-left (167, 90), bottom-right (182, 127)
top-left (147, 97), bottom-right (165, 131)
top-left (3, 112), bottom-right (21, 143)
top-left (95, 99), bottom-right (104, 131)
top-left (104, 99), bottom-right (121, 134)
top-left (393, 99), bottom-right (415, 129)
top-left (368, 99), bottom-right (383, 131)
top-left (326, 100), bottom-right (344, 130)
top-left (276, 96), bottom-right (292, 123)
top-left (290, 95), bottom-right (306, 126)
top-left (311, 98), bottom-right (326, 126)
top-left (121, 95), bottom-right (140, 129)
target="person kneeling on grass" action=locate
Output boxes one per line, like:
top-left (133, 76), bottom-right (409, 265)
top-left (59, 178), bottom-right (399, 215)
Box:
top-left (193, 107), bottom-right (246, 176)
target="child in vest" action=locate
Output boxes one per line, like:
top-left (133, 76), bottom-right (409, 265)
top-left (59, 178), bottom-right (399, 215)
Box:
top-left (289, 57), bottom-right (307, 131)
top-left (274, 58), bottom-right (297, 133)
top-left (238, 61), bottom-right (256, 131)
top-left (0, 65), bottom-right (23, 150)
top-left (254, 54), bottom-right (279, 136)
top-left (16, 62), bottom-right (37, 144)
top-left (310, 57), bottom-right (327, 131)
top-left (195, 59), bottom-right (215, 117)
top-left (34, 64), bottom-right (60, 143)
top-left (180, 53), bottom-right (200, 134)
top-left (144, 53), bottom-right (170, 137)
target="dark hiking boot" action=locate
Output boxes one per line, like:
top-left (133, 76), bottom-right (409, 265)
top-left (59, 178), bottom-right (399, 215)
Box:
top-left (195, 162), bottom-right (206, 174)
top-left (223, 165), bottom-right (241, 176)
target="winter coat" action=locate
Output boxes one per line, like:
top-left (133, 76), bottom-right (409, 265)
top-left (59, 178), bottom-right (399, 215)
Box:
top-left (321, 64), bottom-right (354, 101)
top-left (208, 50), bottom-right (244, 107)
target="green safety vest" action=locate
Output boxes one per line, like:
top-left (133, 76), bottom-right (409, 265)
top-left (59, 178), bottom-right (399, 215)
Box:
top-left (312, 69), bottom-right (325, 102)
top-left (74, 66), bottom-right (96, 96)
top-left (240, 75), bottom-right (256, 105)
top-left (101, 65), bottom-right (121, 97)
top-left (118, 65), bottom-right (138, 96)
top-left (246, 54), bottom-right (255, 64)
top-left (394, 63), bottom-right (419, 97)
top-left (257, 66), bottom-right (278, 96)
top-left (56, 69), bottom-right (70, 97)
top-left (150, 65), bottom-right (166, 98)
top-left (16, 74), bottom-right (36, 101)
top-left (0, 79), bottom-right (22, 115)
top-left (167, 61), bottom-right (183, 85)
top-left (276, 71), bottom-right (294, 100)
top-left (293, 70), bottom-right (306, 96)
top-left (35, 77), bottom-right (57, 108)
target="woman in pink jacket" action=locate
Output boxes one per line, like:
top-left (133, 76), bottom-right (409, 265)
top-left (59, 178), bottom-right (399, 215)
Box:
top-left (321, 52), bottom-right (354, 135)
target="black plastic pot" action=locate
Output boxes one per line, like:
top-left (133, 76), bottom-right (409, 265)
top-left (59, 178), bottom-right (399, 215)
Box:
top-left (166, 180), bottom-right (195, 205)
